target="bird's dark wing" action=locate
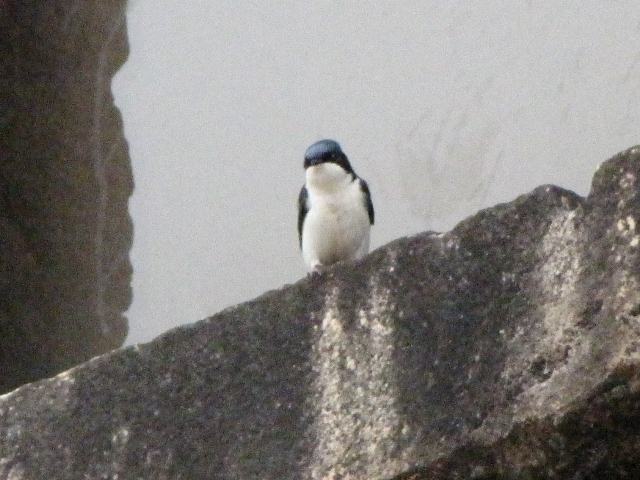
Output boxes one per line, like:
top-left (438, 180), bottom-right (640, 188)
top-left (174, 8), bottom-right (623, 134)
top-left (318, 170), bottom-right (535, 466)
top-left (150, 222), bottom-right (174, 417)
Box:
top-left (359, 179), bottom-right (374, 225)
top-left (297, 185), bottom-right (309, 249)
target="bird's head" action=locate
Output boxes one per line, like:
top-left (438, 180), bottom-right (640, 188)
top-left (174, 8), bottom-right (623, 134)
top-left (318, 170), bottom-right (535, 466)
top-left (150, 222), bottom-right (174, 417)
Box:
top-left (304, 139), bottom-right (354, 190)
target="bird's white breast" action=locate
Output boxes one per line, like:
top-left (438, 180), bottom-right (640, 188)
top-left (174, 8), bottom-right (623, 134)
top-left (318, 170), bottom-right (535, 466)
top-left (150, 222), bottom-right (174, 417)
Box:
top-left (302, 175), bottom-right (370, 270)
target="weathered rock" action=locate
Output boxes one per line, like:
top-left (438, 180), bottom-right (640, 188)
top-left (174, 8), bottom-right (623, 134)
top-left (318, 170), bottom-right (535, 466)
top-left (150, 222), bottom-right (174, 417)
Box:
top-left (0, 1), bottom-right (132, 393)
top-left (1, 146), bottom-right (640, 479)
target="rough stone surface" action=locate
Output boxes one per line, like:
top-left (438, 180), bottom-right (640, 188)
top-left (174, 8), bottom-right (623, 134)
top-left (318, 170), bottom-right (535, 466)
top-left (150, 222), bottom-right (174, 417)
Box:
top-left (1, 146), bottom-right (640, 478)
top-left (0, 1), bottom-right (132, 393)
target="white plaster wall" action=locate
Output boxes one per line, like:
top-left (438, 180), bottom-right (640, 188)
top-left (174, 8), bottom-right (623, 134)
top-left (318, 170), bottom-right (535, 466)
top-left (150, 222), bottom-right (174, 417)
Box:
top-left (113, 1), bottom-right (640, 343)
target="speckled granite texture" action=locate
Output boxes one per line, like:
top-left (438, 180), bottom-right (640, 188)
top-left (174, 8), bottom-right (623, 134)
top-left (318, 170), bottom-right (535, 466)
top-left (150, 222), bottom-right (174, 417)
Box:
top-left (1, 147), bottom-right (639, 479)
top-left (0, 1), bottom-right (132, 393)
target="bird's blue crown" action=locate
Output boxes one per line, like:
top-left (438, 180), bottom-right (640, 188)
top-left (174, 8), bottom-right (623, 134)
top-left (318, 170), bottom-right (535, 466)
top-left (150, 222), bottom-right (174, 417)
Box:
top-left (303, 139), bottom-right (354, 173)
top-left (304, 139), bottom-right (342, 163)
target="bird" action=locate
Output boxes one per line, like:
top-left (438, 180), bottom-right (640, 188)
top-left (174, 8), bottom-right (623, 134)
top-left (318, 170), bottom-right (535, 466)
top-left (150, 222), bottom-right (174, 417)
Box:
top-left (298, 139), bottom-right (374, 272)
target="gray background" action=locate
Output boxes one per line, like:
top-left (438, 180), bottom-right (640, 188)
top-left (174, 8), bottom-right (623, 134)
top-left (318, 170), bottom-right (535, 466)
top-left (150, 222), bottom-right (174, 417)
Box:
top-left (112, 1), bottom-right (640, 344)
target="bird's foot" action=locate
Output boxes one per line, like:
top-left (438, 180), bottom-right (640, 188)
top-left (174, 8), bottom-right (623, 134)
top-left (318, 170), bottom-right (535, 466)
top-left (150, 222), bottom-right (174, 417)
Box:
top-left (308, 263), bottom-right (326, 277)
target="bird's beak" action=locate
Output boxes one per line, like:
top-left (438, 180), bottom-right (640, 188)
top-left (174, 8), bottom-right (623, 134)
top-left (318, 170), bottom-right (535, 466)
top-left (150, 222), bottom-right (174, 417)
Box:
top-left (305, 158), bottom-right (322, 168)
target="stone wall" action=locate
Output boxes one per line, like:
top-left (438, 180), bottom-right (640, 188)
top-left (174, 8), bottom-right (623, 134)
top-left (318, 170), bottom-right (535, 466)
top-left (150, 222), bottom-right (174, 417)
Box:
top-left (0, 1), bottom-right (132, 393)
top-left (1, 147), bottom-right (638, 479)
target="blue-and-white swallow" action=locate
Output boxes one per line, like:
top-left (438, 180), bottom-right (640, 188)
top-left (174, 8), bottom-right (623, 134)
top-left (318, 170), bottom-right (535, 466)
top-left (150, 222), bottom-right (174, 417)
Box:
top-left (298, 139), bottom-right (374, 271)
